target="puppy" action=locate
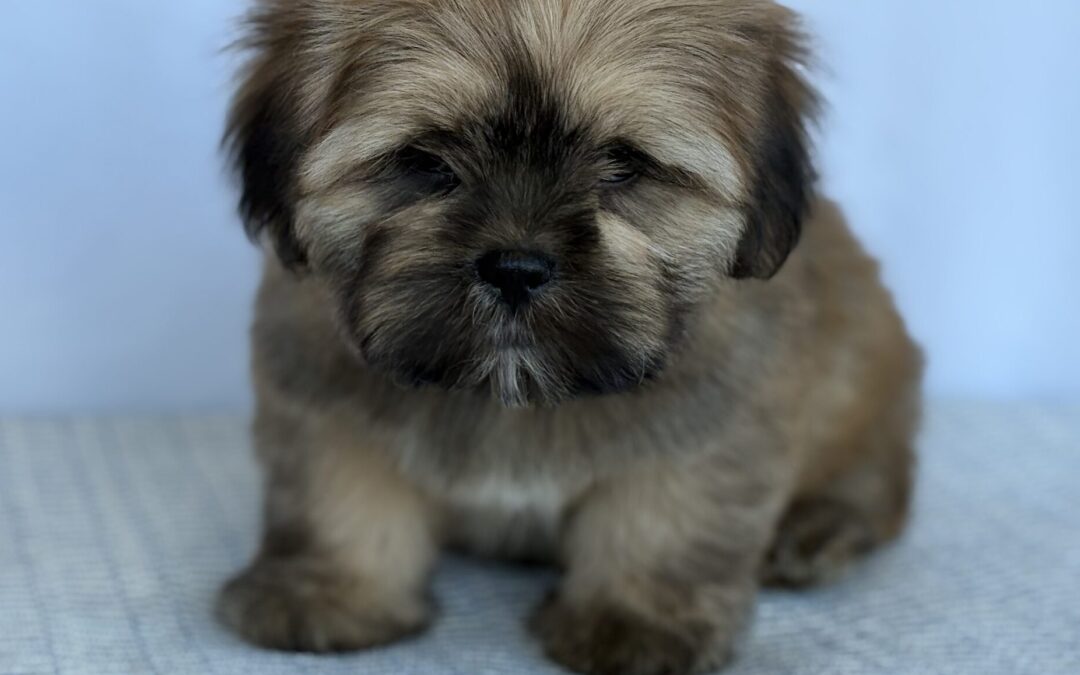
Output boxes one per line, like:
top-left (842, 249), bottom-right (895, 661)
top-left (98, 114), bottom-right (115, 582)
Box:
top-left (216, 1), bottom-right (922, 673)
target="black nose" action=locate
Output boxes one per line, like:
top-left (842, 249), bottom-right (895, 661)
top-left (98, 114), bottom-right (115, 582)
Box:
top-left (476, 250), bottom-right (555, 309)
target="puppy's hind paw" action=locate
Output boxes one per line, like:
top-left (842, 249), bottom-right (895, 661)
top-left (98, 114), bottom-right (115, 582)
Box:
top-left (761, 497), bottom-right (878, 589)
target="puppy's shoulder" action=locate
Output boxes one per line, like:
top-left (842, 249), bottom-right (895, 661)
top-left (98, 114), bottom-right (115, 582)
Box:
top-left (768, 196), bottom-right (899, 324)
top-left (790, 197), bottom-right (880, 280)
top-left (251, 257), bottom-right (371, 406)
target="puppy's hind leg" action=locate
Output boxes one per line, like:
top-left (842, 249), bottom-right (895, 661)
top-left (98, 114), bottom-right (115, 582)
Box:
top-left (762, 405), bottom-right (916, 589)
top-left (217, 405), bottom-right (440, 652)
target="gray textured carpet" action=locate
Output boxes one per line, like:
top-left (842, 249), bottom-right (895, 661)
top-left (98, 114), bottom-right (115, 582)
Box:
top-left (1, 402), bottom-right (1078, 674)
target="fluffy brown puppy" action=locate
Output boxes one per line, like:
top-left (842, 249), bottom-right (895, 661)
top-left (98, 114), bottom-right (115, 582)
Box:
top-left (216, 1), bottom-right (922, 673)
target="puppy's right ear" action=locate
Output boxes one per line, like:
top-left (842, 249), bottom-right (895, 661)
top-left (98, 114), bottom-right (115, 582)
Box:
top-left (225, 6), bottom-right (323, 269)
top-left (226, 64), bottom-right (306, 268)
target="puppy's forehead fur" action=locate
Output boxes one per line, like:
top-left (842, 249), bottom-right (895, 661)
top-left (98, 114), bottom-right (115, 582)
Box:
top-left (297, 0), bottom-right (790, 195)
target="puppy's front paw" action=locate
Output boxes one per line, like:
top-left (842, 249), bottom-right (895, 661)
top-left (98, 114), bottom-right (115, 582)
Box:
top-left (529, 594), bottom-right (719, 675)
top-left (217, 555), bottom-right (430, 653)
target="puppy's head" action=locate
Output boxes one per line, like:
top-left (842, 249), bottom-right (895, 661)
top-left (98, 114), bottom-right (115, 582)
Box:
top-left (228, 0), bottom-right (817, 406)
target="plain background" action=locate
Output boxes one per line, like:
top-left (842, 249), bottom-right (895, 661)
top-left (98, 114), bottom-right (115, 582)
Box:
top-left (1, 1), bottom-right (1078, 413)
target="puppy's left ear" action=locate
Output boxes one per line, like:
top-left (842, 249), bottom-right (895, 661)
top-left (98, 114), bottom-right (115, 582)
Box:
top-left (732, 12), bottom-right (819, 280)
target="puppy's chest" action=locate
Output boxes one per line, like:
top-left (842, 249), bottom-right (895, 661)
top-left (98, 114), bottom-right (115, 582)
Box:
top-left (378, 410), bottom-right (607, 560)
top-left (436, 471), bottom-right (584, 562)
top-left (378, 395), bottom-right (693, 559)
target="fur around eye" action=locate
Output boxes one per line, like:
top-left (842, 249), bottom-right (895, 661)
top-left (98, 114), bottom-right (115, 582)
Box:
top-left (396, 146), bottom-right (460, 192)
top-left (600, 166), bottom-right (638, 185)
top-left (599, 144), bottom-right (645, 186)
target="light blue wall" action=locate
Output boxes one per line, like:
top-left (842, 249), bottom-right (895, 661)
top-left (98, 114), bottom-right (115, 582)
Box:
top-left (1, 0), bottom-right (256, 412)
top-left (2, 1), bottom-right (1078, 413)
top-left (785, 0), bottom-right (1080, 402)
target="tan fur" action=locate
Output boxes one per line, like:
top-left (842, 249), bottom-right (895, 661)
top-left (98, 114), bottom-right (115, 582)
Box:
top-left (217, 2), bottom-right (923, 673)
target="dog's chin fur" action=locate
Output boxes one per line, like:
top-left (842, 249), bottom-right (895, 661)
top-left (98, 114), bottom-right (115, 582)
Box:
top-left (364, 338), bottom-right (667, 409)
top-left (347, 294), bottom-right (673, 407)
top-left (218, 2), bottom-right (922, 675)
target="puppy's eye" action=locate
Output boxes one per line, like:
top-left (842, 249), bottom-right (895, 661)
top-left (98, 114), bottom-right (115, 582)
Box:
top-left (396, 146), bottom-right (460, 192)
top-left (599, 145), bottom-right (643, 187)
top-left (601, 167), bottom-right (638, 185)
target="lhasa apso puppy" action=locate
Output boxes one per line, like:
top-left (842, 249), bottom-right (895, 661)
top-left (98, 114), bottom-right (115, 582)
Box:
top-left (217, 1), bottom-right (922, 673)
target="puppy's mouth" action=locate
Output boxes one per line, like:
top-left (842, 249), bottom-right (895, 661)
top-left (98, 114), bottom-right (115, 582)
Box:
top-left (348, 273), bottom-right (669, 407)
top-left (360, 329), bottom-right (662, 408)
top-left (484, 346), bottom-right (547, 407)
top-left (486, 315), bottom-right (540, 351)
top-left (473, 307), bottom-right (665, 406)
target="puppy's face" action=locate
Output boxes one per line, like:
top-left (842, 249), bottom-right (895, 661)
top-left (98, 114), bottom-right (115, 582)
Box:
top-left (229, 0), bottom-right (816, 406)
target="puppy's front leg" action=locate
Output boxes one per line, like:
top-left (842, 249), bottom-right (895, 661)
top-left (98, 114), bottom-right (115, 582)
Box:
top-left (218, 408), bottom-right (439, 652)
top-left (532, 454), bottom-right (785, 675)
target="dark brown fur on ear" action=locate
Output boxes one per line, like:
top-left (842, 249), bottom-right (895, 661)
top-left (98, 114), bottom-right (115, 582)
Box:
top-left (226, 77), bottom-right (307, 268)
top-left (733, 16), bottom-right (818, 280)
top-left (225, 2), bottom-right (340, 269)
